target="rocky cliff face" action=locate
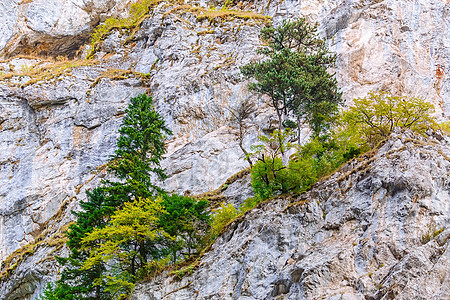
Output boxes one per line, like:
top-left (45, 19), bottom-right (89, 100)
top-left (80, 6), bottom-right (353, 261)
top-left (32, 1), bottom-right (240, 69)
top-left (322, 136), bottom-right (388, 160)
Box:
top-left (0, 0), bottom-right (449, 299)
top-left (133, 130), bottom-right (450, 300)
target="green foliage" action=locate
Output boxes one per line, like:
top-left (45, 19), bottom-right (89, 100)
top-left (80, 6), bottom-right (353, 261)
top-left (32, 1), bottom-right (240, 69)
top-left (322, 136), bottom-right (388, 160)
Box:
top-left (211, 203), bottom-right (238, 235)
top-left (250, 151), bottom-right (316, 200)
top-left (241, 18), bottom-right (342, 136)
top-left (239, 196), bottom-right (260, 214)
top-left (104, 94), bottom-right (172, 206)
top-left (250, 126), bottom-right (365, 200)
top-left (41, 94), bottom-right (175, 300)
top-left (170, 261), bottom-right (197, 280)
top-left (81, 198), bottom-right (166, 272)
top-left (251, 157), bottom-right (288, 199)
top-left (250, 128), bottom-right (295, 160)
top-left (249, 129), bottom-right (296, 199)
top-left (159, 194), bottom-right (211, 262)
top-left (40, 189), bottom-right (111, 300)
top-left (39, 283), bottom-right (62, 300)
top-left (249, 92), bottom-right (437, 203)
top-left (80, 198), bottom-right (169, 296)
top-left (67, 188), bottom-right (111, 249)
top-left (439, 121), bottom-right (450, 134)
top-left (341, 91), bottom-right (436, 146)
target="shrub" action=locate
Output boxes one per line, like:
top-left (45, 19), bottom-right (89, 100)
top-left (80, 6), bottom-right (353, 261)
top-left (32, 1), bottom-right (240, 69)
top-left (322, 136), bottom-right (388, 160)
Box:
top-left (341, 91), bottom-right (436, 146)
top-left (211, 203), bottom-right (238, 235)
top-left (249, 129), bottom-right (296, 199)
top-left (159, 194), bottom-right (210, 262)
top-left (248, 92), bottom-right (438, 204)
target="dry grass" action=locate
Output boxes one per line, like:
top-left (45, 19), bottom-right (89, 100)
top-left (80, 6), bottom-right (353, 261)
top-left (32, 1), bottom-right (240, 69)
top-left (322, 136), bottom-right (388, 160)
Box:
top-left (163, 5), bottom-right (270, 24)
top-left (0, 58), bottom-right (98, 87)
top-left (0, 223), bottom-right (71, 283)
top-left (90, 68), bottom-right (151, 88)
top-left (0, 158), bottom-right (114, 282)
top-left (193, 167), bottom-right (251, 207)
top-left (88, 0), bottom-right (164, 58)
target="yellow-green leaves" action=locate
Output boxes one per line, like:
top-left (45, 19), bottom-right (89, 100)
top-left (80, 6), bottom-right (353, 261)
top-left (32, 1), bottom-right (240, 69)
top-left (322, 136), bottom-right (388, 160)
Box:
top-left (250, 128), bottom-right (296, 161)
top-left (81, 197), bottom-right (170, 273)
top-left (341, 91), bottom-right (436, 146)
top-left (211, 203), bottom-right (238, 235)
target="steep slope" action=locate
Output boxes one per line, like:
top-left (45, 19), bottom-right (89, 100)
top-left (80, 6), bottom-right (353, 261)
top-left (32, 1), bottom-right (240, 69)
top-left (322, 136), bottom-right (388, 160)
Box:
top-left (0, 0), bottom-right (449, 299)
top-left (133, 130), bottom-right (450, 299)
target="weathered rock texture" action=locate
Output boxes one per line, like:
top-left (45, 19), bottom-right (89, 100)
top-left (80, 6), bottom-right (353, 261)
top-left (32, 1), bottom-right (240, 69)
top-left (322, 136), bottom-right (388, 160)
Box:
top-left (0, 0), bottom-right (131, 58)
top-left (0, 0), bottom-right (449, 299)
top-left (133, 130), bottom-right (450, 300)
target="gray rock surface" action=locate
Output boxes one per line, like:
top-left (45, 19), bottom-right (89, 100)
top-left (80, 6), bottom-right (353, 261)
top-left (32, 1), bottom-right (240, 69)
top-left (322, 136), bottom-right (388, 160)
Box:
top-left (0, 0), bottom-right (131, 58)
top-left (132, 130), bottom-right (450, 300)
top-left (0, 69), bottom-right (146, 299)
top-left (0, 0), bottom-right (449, 298)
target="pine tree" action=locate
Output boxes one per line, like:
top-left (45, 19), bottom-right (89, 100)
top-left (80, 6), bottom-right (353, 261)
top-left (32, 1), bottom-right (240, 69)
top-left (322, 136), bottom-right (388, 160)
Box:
top-left (241, 18), bottom-right (342, 138)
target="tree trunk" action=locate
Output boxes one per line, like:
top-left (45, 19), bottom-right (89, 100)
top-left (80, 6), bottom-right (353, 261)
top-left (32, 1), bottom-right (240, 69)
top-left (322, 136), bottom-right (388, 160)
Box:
top-left (297, 115), bottom-right (302, 145)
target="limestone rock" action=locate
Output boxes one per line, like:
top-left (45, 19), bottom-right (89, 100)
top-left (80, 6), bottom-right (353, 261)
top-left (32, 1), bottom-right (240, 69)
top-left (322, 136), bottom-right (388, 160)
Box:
top-left (132, 131), bottom-right (450, 300)
top-left (0, 0), bottom-right (131, 58)
top-left (0, 0), bottom-right (448, 299)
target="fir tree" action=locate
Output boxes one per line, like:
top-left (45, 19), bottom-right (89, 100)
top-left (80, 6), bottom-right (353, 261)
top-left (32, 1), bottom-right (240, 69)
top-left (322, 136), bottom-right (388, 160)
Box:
top-left (105, 93), bottom-right (172, 205)
top-left (159, 194), bottom-right (210, 262)
top-left (41, 94), bottom-right (173, 300)
top-left (41, 188), bottom-right (110, 300)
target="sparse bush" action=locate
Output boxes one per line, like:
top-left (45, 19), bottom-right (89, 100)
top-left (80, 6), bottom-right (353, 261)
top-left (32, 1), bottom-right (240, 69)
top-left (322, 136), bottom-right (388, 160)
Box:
top-left (421, 225), bottom-right (444, 244)
top-left (239, 196), bottom-right (261, 214)
top-left (211, 203), bottom-right (238, 235)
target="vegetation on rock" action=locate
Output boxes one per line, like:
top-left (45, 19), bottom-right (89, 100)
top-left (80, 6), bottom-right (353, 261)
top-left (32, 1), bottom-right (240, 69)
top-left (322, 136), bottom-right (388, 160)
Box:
top-left (340, 91), bottom-right (436, 147)
top-left (241, 18), bottom-right (342, 138)
top-left (88, 0), bottom-right (162, 58)
top-left (40, 94), bottom-right (211, 299)
top-left (35, 12), bottom-right (444, 300)
top-left (88, 0), bottom-right (270, 58)
top-left (248, 91), bottom-right (438, 202)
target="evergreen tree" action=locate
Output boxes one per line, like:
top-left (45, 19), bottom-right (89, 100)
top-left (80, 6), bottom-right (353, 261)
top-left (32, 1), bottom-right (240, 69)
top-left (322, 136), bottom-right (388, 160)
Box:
top-left (241, 18), bottom-right (342, 138)
top-left (40, 189), bottom-right (111, 299)
top-left (41, 94), bottom-right (173, 300)
top-left (159, 194), bottom-right (210, 262)
top-left (104, 93), bottom-right (172, 206)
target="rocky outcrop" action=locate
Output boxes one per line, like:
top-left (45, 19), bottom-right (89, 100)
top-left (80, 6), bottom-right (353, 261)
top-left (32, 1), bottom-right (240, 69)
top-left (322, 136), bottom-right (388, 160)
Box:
top-left (0, 0), bottom-right (449, 299)
top-left (0, 0), bottom-right (131, 58)
top-left (133, 130), bottom-right (450, 300)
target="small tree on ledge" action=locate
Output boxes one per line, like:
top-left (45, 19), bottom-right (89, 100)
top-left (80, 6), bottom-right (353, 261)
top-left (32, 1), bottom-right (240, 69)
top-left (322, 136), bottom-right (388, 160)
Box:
top-left (241, 18), bottom-right (342, 140)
